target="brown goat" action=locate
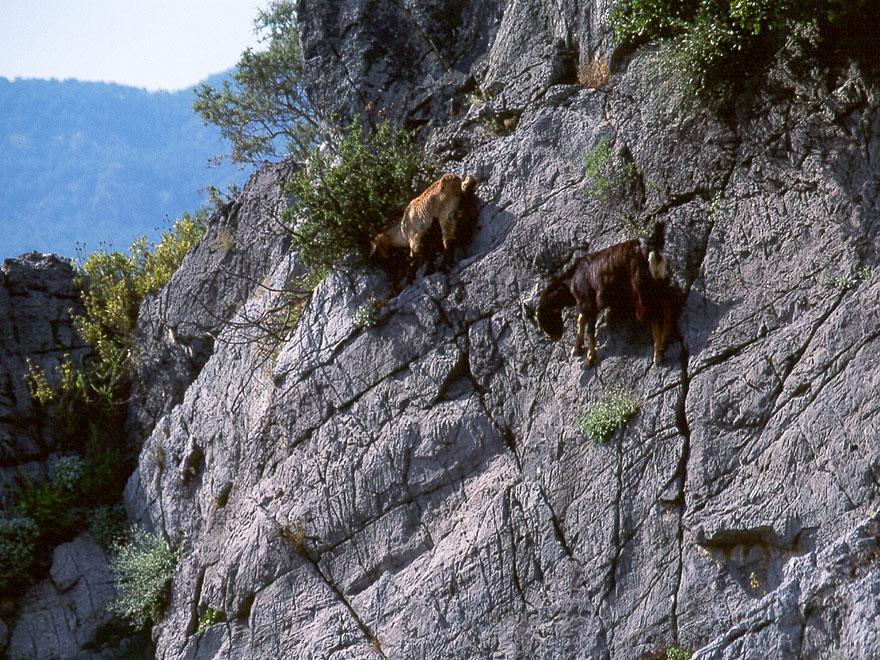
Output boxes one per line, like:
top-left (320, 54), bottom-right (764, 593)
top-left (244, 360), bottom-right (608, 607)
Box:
top-left (535, 222), bottom-right (679, 366)
top-left (370, 173), bottom-right (465, 262)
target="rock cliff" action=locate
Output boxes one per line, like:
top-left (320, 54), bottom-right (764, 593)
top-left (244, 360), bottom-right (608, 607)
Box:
top-left (7, 0), bottom-right (880, 658)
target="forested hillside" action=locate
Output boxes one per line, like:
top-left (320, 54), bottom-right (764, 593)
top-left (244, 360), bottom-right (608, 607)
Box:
top-left (0, 76), bottom-right (248, 257)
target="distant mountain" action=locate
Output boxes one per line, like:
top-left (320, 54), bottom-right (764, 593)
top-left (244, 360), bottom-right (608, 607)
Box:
top-left (0, 75), bottom-right (251, 259)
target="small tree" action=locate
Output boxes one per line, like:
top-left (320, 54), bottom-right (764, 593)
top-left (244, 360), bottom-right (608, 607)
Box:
top-left (193, 0), bottom-right (319, 164)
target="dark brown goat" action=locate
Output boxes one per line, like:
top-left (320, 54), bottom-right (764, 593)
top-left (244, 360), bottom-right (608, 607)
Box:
top-left (535, 222), bottom-right (679, 366)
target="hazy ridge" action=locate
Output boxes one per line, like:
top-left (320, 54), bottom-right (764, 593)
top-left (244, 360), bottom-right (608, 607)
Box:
top-left (0, 75), bottom-right (248, 258)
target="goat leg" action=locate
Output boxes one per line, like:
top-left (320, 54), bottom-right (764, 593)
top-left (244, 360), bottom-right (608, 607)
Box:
top-left (585, 320), bottom-right (597, 366)
top-left (572, 313), bottom-right (586, 356)
top-left (651, 320), bottom-right (665, 364)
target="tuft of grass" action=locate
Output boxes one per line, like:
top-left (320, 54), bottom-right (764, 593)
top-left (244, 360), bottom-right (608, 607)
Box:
top-left (109, 527), bottom-right (183, 628)
top-left (582, 136), bottom-right (639, 203)
top-left (578, 389), bottom-right (640, 442)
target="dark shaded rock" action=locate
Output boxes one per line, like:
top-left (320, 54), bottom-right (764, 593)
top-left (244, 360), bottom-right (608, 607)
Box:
top-left (0, 253), bottom-right (87, 506)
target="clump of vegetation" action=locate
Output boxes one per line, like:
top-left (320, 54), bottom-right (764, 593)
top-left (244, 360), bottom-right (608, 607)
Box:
top-left (831, 264), bottom-right (873, 290)
top-left (27, 213), bottom-right (205, 422)
top-left (578, 55), bottom-right (611, 88)
top-left (110, 527), bottom-right (183, 628)
top-left (283, 117), bottom-right (436, 274)
top-left (609, 0), bottom-right (880, 107)
top-left (583, 135), bottom-right (639, 203)
top-left (0, 516), bottom-right (39, 590)
top-left (578, 389), bottom-right (641, 442)
top-left (15, 214), bottom-right (204, 593)
top-left (665, 646), bottom-right (692, 660)
top-left (87, 504), bottom-right (128, 551)
top-left (14, 456), bottom-right (86, 537)
top-left (353, 297), bottom-right (382, 329)
top-left (197, 607), bottom-right (225, 634)
top-left (193, 0), bottom-right (318, 163)
top-left (281, 519), bottom-right (308, 557)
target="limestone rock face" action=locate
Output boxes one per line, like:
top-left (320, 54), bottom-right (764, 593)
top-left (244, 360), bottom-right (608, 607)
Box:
top-left (122, 1), bottom-right (880, 658)
top-left (0, 253), bottom-right (86, 506)
top-left (126, 159), bottom-right (298, 445)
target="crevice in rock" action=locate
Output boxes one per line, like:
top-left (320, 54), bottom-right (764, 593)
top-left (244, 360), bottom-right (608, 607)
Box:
top-left (307, 553), bottom-right (386, 658)
top-left (671, 341), bottom-right (692, 643)
top-left (187, 565), bottom-right (208, 638)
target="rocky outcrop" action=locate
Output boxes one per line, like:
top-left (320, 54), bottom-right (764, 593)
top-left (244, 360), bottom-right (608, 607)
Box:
top-left (127, 159), bottom-right (298, 444)
top-left (119, 1), bottom-right (879, 658)
top-left (0, 253), bottom-right (87, 506)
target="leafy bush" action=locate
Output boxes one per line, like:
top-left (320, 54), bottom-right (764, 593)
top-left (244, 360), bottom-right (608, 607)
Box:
top-left (87, 504), bottom-right (128, 551)
top-left (582, 135), bottom-right (639, 203)
top-left (610, 0), bottom-right (879, 106)
top-left (110, 527), bottom-right (183, 628)
top-left (283, 117), bottom-right (436, 273)
top-left (578, 389), bottom-right (641, 442)
top-left (0, 516), bottom-right (39, 590)
top-left (15, 456), bottom-right (86, 538)
top-left (27, 213), bottom-right (204, 418)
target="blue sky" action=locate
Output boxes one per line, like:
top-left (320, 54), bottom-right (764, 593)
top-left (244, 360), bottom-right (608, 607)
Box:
top-left (0, 1), bottom-right (265, 90)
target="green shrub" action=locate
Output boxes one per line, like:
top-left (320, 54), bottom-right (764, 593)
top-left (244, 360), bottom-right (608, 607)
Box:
top-left (578, 389), bottom-right (641, 442)
top-left (582, 136), bottom-right (639, 203)
top-left (666, 645), bottom-right (692, 660)
top-left (283, 117), bottom-right (436, 273)
top-left (0, 516), bottom-right (39, 590)
top-left (110, 527), bottom-right (183, 628)
top-left (15, 456), bottom-right (87, 538)
top-left (26, 213), bottom-right (205, 421)
top-left (197, 607), bottom-right (225, 634)
top-left (353, 297), bottom-right (382, 329)
top-left (87, 504), bottom-right (128, 551)
top-left (610, 0), bottom-right (878, 106)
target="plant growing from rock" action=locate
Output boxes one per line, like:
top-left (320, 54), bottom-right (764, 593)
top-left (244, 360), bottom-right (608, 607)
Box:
top-left (578, 55), bottom-right (610, 88)
top-left (283, 116), bottom-right (436, 274)
top-left (110, 527), bottom-right (183, 628)
top-left (609, 0), bottom-right (880, 108)
top-left (665, 646), bottom-right (692, 660)
top-left (353, 297), bottom-right (382, 329)
top-left (197, 607), bottom-right (224, 634)
top-left (578, 389), bottom-right (640, 442)
top-left (582, 135), bottom-right (639, 203)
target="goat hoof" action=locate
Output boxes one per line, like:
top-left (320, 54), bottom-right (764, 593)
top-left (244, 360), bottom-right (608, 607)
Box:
top-left (586, 353), bottom-right (597, 367)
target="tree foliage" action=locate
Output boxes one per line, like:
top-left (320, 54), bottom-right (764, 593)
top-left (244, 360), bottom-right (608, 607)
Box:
top-left (193, 0), bottom-right (319, 163)
top-left (283, 117), bottom-right (436, 273)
